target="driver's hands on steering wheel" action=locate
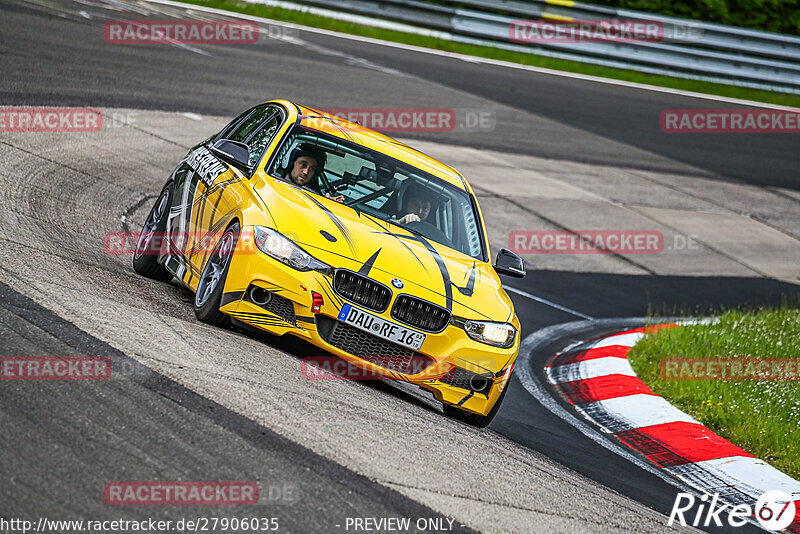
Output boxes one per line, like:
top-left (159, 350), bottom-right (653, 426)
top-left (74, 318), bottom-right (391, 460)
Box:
top-left (397, 213), bottom-right (420, 224)
top-left (325, 192), bottom-right (345, 203)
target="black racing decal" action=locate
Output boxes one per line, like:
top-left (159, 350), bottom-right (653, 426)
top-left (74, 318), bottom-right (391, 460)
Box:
top-left (457, 391), bottom-right (474, 406)
top-left (237, 317), bottom-right (289, 327)
top-left (197, 181), bottom-right (237, 269)
top-left (230, 312), bottom-right (295, 327)
top-left (364, 213), bottom-right (389, 230)
top-left (379, 231), bottom-right (453, 313)
top-left (296, 315), bottom-right (315, 324)
top-left (494, 365), bottom-right (511, 380)
top-left (259, 194), bottom-right (277, 230)
top-left (237, 318), bottom-right (295, 329)
top-left (187, 174), bottom-right (241, 266)
top-left (452, 262), bottom-right (477, 297)
top-left (220, 290), bottom-right (245, 307)
top-left (320, 230), bottom-right (337, 242)
top-left (207, 177), bottom-right (240, 215)
top-left (185, 146), bottom-right (227, 188)
top-left (230, 310), bottom-right (284, 319)
top-left (413, 235), bottom-right (453, 312)
top-left (180, 170), bottom-right (204, 273)
top-left (233, 314), bottom-right (287, 324)
top-left (358, 248), bottom-right (381, 277)
top-left (319, 276), bottom-right (343, 308)
top-left (170, 169), bottom-right (199, 285)
top-left (360, 214), bottom-right (427, 273)
top-left (301, 191), bottom-right (357, 255)
top-left (244, 282), bottom-right (286, 294)
top-left (191, 172), bottom-right (206, 255)
top-left (230, 310), bottom-right (286, 321)
top-left (205, 175), bottom-right (242, 198)
top-left (320, 285), bottom-right (341, 309)
top-left (370, 229), bottom-right (429, 275)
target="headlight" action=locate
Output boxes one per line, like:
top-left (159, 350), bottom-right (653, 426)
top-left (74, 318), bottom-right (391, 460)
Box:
top-left (253, 226), bottom-right (331, 273)
top-left (453, 317), bottom-right (516, 348)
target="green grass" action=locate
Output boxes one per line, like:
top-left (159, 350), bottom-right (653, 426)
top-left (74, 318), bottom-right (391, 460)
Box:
top-left (178, 0), bottom-right (800, 108)
top-left (629, 306), bottom-right (800, 477)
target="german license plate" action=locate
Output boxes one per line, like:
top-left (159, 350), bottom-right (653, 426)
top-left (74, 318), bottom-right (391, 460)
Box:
top-left (337, 303), bottom-right (425, 350)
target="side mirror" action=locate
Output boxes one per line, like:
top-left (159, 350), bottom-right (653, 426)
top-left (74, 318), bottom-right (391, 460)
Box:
top-left (210, 139), bottom-right (251, 173)
top-left (493, 248), bottom-right (526, 278)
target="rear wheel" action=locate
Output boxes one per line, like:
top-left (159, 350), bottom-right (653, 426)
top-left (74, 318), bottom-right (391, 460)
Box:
top-left (442, 385), bottom-right (507, 428)
top-left (193, 222), bottom-right (240, 327)
top-left (133, 183), bottom-right (173, 282)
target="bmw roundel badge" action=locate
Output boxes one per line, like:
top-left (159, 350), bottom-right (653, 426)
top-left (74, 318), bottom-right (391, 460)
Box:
top-left (391, 279), bottom-right (404, 289)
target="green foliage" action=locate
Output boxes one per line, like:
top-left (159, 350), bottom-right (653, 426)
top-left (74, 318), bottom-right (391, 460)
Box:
top-left (629, 306), bottom-right (800, 477)
top-left (593, 0), bottom-right (800, 36)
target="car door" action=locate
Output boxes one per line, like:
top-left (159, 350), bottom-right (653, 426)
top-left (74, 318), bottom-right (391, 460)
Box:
top-left (165, 104), bottom-right (284, 284)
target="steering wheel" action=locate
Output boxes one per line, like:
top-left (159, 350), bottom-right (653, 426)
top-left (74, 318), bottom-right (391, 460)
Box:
top-left (406, 220), bottom-right (450, 246)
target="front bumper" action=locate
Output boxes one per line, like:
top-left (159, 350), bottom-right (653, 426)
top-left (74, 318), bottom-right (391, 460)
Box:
top-left (220, 230), bottom-right (520, 416)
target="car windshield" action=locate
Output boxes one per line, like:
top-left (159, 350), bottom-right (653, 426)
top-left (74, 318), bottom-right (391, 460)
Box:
top-left (268, 127), bottom-right (485, 260)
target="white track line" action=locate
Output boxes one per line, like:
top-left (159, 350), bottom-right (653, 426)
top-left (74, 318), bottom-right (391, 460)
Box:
top-left (504, 285), bottom-right (595, 320)
top-left (143, 0), bottom-right (800, 111)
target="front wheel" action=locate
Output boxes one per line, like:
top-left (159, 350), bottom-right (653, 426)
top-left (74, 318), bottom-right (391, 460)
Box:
top-left (442, 386), bottom-right (507, 428)
top-left (193, 222), bottom-right (240, 327)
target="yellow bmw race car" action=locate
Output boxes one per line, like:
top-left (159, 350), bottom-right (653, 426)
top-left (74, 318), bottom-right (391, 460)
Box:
top-left (133, 100), bottom-right (526, 427)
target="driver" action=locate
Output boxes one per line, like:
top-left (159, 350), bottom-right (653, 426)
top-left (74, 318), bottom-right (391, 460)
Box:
top-left (393, 183), bottom-right (432, 225)
top-left (284, 143), bottom-right (344, 202)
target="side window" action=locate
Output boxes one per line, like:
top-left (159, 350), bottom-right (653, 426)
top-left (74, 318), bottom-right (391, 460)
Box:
top-left (245, 112), bottom-right (281, 167)
top-left (227, 106), bottom-right (274, 144)
top-left (215, 108), bottom-right (254, 142)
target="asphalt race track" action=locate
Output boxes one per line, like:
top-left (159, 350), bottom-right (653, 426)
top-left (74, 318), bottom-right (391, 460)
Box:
top-left (1, 0), bottom-right (799, 532)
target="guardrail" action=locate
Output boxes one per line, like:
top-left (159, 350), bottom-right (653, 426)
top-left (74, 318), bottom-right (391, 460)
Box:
top-left (293, 0), bottom-right (800, 94)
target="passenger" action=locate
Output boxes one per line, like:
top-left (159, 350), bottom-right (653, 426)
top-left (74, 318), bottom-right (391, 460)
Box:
top-left (393, 183), bottom-right (432, 225)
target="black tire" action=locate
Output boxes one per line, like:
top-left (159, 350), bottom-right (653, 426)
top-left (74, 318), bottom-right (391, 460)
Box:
top-left (442, 385), bottom-right (508, 428)
top-left (133, 183), bottom-right (174, 282)
top-left (193, 222), bottom-right (240, 327)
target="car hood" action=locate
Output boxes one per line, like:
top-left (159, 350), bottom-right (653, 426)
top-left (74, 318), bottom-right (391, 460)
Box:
top-left (253, 179), bottom-right (513, 321)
